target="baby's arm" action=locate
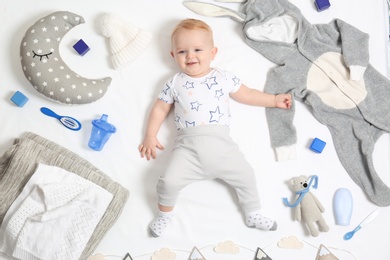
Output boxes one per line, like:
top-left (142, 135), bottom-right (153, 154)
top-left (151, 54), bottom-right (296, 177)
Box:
top-left (139, 99), bottom-right (173, 160)
top-left (230, 84), bottom-right (292, 109)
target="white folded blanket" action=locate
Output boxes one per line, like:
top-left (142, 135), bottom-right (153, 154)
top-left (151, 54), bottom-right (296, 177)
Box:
top-left (0, 163), bottom-right (113, 260)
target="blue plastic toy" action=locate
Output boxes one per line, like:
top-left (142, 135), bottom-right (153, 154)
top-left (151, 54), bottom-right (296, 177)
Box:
top-left (315, 0), bottom-right (331, 11)
top-left (10, 91), bottom-right (29, 107)
top-left (40, 107), bottom-right (82, 131)
top-left (88, 114), bottom-right (117, 151)
top-left (73, 39), bottom-right (90, 56)
top-left (309, 138), bottom-right (326, 153)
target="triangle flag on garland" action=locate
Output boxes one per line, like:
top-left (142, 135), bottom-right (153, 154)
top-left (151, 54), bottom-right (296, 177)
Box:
top-left (316, 245), bottom-right (339, 260)
top-left (188, 246), bottom-right (206, 260)
top-left (254, 247), bottom-right (272, 260)
top-left (123, 252), bottom-right (133, 260)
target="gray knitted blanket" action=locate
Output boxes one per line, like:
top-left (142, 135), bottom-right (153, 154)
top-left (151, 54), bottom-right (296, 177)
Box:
top-left (0, 132), bottom-right (129, 260)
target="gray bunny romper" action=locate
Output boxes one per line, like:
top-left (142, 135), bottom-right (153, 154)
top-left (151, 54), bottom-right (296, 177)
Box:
top-left (242, 0), bottom-right (390, 206)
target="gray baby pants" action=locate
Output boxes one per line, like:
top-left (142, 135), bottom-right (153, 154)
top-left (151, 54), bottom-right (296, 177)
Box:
top-left (156, 125), bottom-right (262, 213)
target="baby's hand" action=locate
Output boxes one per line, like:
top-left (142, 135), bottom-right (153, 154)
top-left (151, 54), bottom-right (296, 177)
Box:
top-left (275, 94), bottom-right (292, 109)
top-left (139, 136), bottom-right (164, 160)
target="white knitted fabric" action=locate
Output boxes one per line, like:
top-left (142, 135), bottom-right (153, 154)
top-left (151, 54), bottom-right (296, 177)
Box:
top-left (101, 13), bottom-right (153, 69)
top-left (0, 163), bottom-right (113, 260)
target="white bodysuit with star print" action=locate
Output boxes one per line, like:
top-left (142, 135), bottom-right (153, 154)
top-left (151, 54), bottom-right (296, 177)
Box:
top-left (158, 69), bottom-right (241, 130)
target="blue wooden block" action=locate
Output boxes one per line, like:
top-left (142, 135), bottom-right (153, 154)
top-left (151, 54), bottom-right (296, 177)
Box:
top-left (11, 91), bottom-right (29, 107)
top-left (310, 138), bottom-right (326, 153)
top-left (315, 0), bottom-right (330, 11)
top-left (73, 39), bottom-right (90, 56)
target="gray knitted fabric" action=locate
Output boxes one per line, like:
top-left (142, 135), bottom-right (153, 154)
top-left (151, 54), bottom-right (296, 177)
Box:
top-left (0, 132), bottom-right (129, 260)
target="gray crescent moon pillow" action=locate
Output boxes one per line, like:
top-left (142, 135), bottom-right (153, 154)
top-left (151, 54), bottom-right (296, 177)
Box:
top-left (20, 11), bottom-right (112, 105)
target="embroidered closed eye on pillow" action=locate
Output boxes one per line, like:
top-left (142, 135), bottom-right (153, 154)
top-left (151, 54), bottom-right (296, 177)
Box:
top-left (20, 11), bottom-right (112, 105)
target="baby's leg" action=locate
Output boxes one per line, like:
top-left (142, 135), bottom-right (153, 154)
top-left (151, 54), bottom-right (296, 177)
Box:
top-left (214, 134), bottom-right (277, 231)
top-left (150, 136), bottom-right (203, 237)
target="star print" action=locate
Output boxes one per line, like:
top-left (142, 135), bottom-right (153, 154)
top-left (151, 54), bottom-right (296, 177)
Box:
top-left (66, 98), bottom-right (71, 102)
top-left (232, 76), bottom-right (240, 86)
top-left (202, 76), bottom-right (218, 89)
top-left (51, 16), bottom-right (56, 20)
top-left (162, 84), bottom-right (170, 95)
top-left (82, 82), bottom-right (87, 87)
top-left (54, 77), bottom-right (59, 82)
top-left (185, 121), bottom-right (195, 127)
top-left (30, 29), bottom-right (35, 34)
top-left (98, 89), bottom-right (103, 94)
top-left (215, 89), bottom-right (224, 100)
top-left (42, 82), bottom-right (48, 86)
top-left (175, 114), bottom-right (181, 123)
top-left (42, 27), bottom-right (47, 32)
top-left (88, 93), bottom-right (93, 97)
top-left (92, 81), bottom-right (97, 85)
top-left (71, 85), bottom-right (76, 89)
top-left (77, 95), bottom-right (82, 99)
top-left (33, 39), bottom-right (38, 44)
top-left (26, 52), bottom-right (31, 57)
top-left (54, 26), bottom-right (59, 31)
top-left (183, 81), bottom-right (194, 89)
top-left (63, 15), bottom-right (68, 20)
top-left (30, 62), bottom-right (35, 67)
top-left (209, 106), bottom-right (224, 123)
top-left (190, 101), bottom-right (202, 111)
top-left (46, 38), bottom-right (51, 43)
top-left (65, 75), bottom-right (70, 79)
top-left (36, 72), bottom-right (41, 77)
top-left (48, 68), bottom-right (53, 72)
top-left (49, 91), bottom-right (54, 96)
top-left (173, 90), bottom-right (180, 102)
top-left (60, 88), bottom-right (65, 92)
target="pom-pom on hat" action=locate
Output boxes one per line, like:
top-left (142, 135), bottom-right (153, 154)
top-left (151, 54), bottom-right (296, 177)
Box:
top-left (101, 13), bottom-right (153, 69)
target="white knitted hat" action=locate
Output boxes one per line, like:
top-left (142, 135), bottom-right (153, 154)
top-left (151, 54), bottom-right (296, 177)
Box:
top-left (101, 13), bottom-right (153, 69)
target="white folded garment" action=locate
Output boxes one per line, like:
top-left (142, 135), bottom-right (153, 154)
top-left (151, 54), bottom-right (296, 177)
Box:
top-left (0, 163), bottom-right (113, 260)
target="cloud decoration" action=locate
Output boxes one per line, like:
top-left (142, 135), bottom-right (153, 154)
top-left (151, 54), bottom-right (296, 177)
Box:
top-left (151, 248), bottom-right (177, 260)
top-left (213, 241), bottom-right (240, 254)
top-left (277, 236), bottom-right (304, 249)
top-left (20, 11), bottom-right (112, 104)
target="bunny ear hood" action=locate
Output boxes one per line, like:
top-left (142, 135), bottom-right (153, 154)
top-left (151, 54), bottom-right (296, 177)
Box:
top-left (243, 0), bottom-right (306, 65)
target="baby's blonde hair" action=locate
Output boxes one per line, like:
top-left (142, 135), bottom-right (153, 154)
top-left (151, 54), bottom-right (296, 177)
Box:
top-left (171, 19), bottom-right (214, 45)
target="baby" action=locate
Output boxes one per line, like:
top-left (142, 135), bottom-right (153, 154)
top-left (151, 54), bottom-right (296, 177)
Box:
top-left (139, 18), bottom-right (292, 237)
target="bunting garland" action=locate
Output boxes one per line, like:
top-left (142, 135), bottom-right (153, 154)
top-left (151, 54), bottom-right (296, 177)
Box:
top-left (87, 236), bottom-right (354, 260)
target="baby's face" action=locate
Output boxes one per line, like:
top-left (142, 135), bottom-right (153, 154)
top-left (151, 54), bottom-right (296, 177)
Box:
top-left (171, 28), bottom-right (217, 78)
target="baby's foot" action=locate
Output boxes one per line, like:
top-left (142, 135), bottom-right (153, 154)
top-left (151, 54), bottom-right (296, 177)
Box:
top-left (245, 211), bottom-right (277, 231)
top-left (149, 211), bottom-right (174, 237)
